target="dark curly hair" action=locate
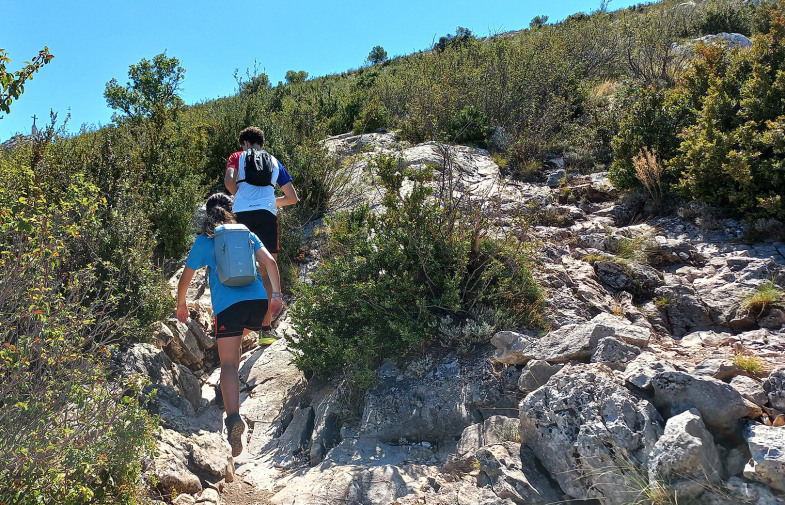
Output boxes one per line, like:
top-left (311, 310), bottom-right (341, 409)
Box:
top-left (238, 126), bottom-right (265, 147)
top-left (202, 193), bottom-right (236, 236)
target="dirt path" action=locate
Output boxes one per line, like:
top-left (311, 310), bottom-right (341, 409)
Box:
top-left (219, 480), bottom-right (274, 505)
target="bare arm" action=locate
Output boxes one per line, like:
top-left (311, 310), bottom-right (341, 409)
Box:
top-left (176, 266), bottom-right (196, 322)
top-left (225, 167), bottom-right (239, 195)
top-left (255, 247), bottom-right (283, 318)
top-left (276, 182), bottom-right (298, 207)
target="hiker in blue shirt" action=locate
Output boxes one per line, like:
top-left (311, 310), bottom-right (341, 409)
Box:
top-left (176, 193), bottom-right (283, 457)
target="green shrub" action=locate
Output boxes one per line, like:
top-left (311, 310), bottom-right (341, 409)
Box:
top-left (609, 85), bottom-right (686, 192)
top-left (289, 154), bottom-right (543, 380)
top-left (443, 106), bottom-right (493, 147)
top-left (0, 172), bottom-right (158, 504)
top-left (398, 115), bottom-right (430, 144)
top-left (733, 353), bottom-right (765, 375)
top-left (698, 2), bottom-right (755, 36)
top-left (352, 99), bottom-right (390, 134)
top-left (673, 2), bottom-right (785, 220)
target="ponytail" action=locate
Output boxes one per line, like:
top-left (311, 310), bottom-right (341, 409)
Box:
top-left (202, 193), bottom-right (236, 236)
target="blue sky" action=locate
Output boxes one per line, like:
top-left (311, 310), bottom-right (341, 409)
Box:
top-left (2, 0), bottom-right (643, 141)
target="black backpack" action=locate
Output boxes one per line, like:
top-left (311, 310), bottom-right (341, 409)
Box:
top-left (237, 148), bottom-right (274, 187)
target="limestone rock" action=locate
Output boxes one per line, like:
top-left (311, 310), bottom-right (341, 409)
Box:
top-left (759, 307), bottom-right (785, 329)
top-left (395, 479), bottom-right (517, 505)
top-left (359, 356), bottom-right (498, 444)
top-left (152, 455), bottom-right (202, 495)
top-left (490, 330), bottom-right (537, 365)
top-left (190, 432), bottom-right (234, 480)
top-left (693, 357), bottom-right (750, 381)
top-left (711, 476), bottom-right (785, 505)
top-left (270, 464), bottom-right (436, 505)
top-left (164, 317), bottom-right (206, 369)
top-left (595, 260), bottom-right (663, 297)
top-left (647, 409), bottom-right (721, 499)
top-left (476, 442), bottom-right (562, 505)
top-left (651, 371), bottom-right (749, 436)
top-left (172, 495), bottom-right (197, 505)
top-left (624, 352), bottom-right (684, 390)
top-left (764, 368), bottom-right (785, 411)
top-left (692, 32), bottom-right (753, 49)
top-left (518, 360), bottom-right (561, 392)
top-left (112, 343), bottom-right (201, 411)
top-left (693, 256), bottom-right (785, 327)
top-left (444, 415), bottom-right (521, 473)
top-left (654, 279), bottom-right (715, 338)
top-left (744, 424), bottom-right (785, 493)
top-left (590, 336), bottom-right (641, 370)
top-left (241, 339), bottom-right (307, 458)
top-left (731, 376), bottom-right (768, 407)
top-left (519, 363), bottom-right (663, 504)
top-left (493, 312), bottom-right (650, 366)
top-left (275, 406), bottom-right (315, 468)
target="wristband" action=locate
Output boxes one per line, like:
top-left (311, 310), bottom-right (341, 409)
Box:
top-left (271, 292), bottom-right (283, 298)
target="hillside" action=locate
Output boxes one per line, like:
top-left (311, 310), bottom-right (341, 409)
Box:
top-left (1, 0), bottom-right (785, 504)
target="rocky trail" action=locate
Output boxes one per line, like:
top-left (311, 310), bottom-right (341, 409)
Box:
top-left (114, 133), bottom-right (785, 505)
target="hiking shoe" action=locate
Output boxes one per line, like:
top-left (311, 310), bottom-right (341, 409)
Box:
top-left (214, 383), bottom-right (223, 408)
top-left (225, 412), bottom-right (245, 457)
top-left (258, 328), bottom-right (280, 345)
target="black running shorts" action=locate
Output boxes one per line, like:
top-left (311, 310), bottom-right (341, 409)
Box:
top-left (235, 209), bottom-right (279, 254)
top-left (214, 299), bottom-right (268, 338)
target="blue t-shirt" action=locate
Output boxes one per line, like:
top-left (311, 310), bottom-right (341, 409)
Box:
top-left (185, 233), bottom-right (268, 315)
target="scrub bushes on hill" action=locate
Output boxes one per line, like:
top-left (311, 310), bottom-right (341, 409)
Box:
top-left (0, 164), bottom-right (158, 504)
top-left (289, 153), bottom-right (544, 382)
top-left (673, 3), bottom-right (785, 220)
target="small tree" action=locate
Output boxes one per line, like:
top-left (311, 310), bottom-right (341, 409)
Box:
top-left (285, 69), bottom-right (308, 85)
top-left (104, 52), bottom-right (185, 129)
top-left (434, 26), bottom-right (475, 52)
top-left (103, 53), bottom-right (199, 258)
top-left (530, 15), bottom-right (549, 30)
top-left (0, 47), bottom-right (54, 115)
top-left (368, 45), bottom-right (388, 65)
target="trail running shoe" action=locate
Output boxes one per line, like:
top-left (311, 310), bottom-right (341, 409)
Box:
top-left (225, 412), bottom-right (245, 457)
top-left (258, 328), bottom-right (280, 345)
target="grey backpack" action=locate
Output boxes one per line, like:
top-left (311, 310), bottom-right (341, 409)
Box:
top-left (212, 224), bottom-right (257, 286)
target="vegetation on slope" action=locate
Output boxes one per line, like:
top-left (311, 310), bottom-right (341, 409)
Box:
top-left (1, 0), bottom-right (785, 500)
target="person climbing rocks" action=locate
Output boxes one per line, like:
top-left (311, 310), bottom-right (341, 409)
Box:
top-left (224, 126), bottom-right (298, 343)
top-left (176, 193), bottom-right (283, 457)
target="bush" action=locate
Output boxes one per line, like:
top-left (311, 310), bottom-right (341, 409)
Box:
top-left (698, 2), bottom-right (754, 36)
top-left (609, 85), bottom-right (686, 191)
top-left (443, 106), bottom-right (493, 147)
top-left (289, 153), bottom-right (543, 381)
top-left (352, 99), bottom-right (390, 134)
top-left (0, 170), bottom-right (158, 504)
top-left (673, 2), bottom-right (785, 220)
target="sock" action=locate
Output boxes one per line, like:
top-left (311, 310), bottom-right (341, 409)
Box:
top-left (261, 325), bottom-right (272, 332)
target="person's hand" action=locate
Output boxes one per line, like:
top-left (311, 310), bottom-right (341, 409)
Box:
top-left (270, 296), bottom-right (283, 320)
top-left (176, 303), bottom-right (189, 323)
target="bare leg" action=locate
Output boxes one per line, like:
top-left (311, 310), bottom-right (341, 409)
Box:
top-left (217, 335), bottom-right (243, 415)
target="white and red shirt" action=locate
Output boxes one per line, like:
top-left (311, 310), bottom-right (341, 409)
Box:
top-left (226, 150), bottom-right (293, 215)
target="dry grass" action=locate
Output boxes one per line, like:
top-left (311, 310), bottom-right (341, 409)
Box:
top-left (633, 147), bottom-right (664, 205)
top-left (742, 280), bottom-right (782, 316)
top-left (733, 353), bottom-right (765, 375)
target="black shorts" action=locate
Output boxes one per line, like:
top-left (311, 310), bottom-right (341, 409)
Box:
top-left (235, 209), bottom-right (279, 254)
top-left (214, 299), bottom-right (268, 338)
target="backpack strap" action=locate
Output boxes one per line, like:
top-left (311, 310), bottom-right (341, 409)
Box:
top-left (235, 148), bottom-right (252, 184)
